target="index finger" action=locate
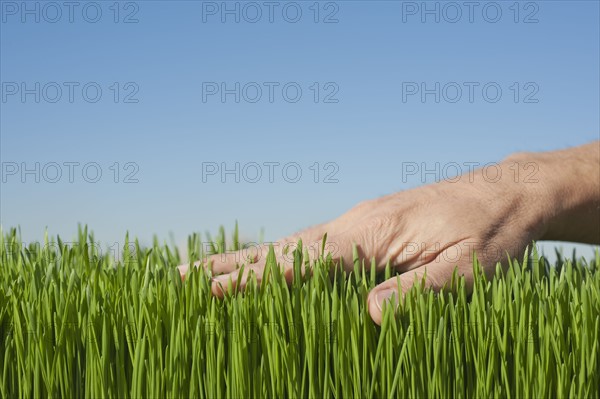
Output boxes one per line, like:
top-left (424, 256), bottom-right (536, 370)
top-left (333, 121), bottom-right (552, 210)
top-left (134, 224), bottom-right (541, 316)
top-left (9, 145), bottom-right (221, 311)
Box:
top-left (177, 222), bottom-right (330, 278)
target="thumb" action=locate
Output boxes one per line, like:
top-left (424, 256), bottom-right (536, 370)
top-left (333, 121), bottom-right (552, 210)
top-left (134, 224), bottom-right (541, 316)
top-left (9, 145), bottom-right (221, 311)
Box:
top-left (366, 261), bottom-right (460, 325)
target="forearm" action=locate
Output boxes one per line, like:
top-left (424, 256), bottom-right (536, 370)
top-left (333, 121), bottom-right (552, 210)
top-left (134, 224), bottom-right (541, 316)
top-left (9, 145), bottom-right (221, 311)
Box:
top-left (512, 142), bottom-right (600, 244)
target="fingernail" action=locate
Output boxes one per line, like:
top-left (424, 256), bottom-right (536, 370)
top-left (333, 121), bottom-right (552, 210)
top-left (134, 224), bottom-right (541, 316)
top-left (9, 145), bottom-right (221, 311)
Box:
top-left (212, 275), bottom-right (235, 288)
top-left (374, 289), bottom-right (396, 311)
top-left (211, 277), bottom-right (227, 296)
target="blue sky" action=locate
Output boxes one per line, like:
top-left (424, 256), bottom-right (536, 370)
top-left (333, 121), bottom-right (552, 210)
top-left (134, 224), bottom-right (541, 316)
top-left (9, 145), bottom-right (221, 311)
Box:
top-left (1, 0), bottom-right (599, 259)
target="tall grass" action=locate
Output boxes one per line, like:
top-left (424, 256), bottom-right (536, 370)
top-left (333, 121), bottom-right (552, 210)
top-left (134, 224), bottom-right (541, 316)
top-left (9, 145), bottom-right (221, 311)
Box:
top-left (0, 226), bottom-right (598, 398)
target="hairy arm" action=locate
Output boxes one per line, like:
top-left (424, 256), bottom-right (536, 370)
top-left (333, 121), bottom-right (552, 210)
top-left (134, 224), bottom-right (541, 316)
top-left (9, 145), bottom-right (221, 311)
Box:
top-left (529, 141), bottom-right (600, 244)
top-left (179, 140), bottom-right (600, 324)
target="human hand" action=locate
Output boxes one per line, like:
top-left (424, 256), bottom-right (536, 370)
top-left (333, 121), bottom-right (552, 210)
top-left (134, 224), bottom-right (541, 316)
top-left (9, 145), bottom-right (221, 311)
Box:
top-left (178, 143), bottom-right (600, 325)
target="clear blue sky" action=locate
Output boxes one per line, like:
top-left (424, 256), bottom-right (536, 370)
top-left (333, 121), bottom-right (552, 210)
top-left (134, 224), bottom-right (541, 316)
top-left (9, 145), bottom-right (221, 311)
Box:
top-left (1, 0), bottom-right (599, 259)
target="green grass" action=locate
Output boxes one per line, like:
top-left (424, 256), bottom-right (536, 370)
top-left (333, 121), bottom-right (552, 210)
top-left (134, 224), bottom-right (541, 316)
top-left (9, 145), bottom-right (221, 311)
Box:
top-left (0, 226), bottom-right (599, 398)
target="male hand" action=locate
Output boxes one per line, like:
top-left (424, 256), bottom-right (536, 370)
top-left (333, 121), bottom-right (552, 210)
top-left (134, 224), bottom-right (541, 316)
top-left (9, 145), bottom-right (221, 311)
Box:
top-left (178, 142), bottom-right (600, 325)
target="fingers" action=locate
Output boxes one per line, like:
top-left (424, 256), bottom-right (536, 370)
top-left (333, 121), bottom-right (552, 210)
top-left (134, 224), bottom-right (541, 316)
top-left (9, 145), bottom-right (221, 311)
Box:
top-left (176, 223), bottom-right (330, 279)
top-left (367, 258), bottom-right (462, 325)
top-left (177, 251), bottom-right (255, 277)
top-left (209, 252), bottom-right (293, 297)
top-left (210, 259), bottom-right (272, 297)
top-left (210, 234), bottom-right (354, 296)
top-left (177, 200), bottom-right (381, 281)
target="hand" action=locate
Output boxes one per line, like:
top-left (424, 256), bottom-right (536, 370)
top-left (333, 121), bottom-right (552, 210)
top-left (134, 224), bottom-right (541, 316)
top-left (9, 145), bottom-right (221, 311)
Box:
top-left (178, 142), bottom-right (600, 325)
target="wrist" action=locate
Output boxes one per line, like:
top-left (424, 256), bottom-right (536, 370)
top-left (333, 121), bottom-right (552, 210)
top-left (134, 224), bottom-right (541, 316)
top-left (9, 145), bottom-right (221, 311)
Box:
top-left (504, 144), bottom-right (600, 244)
top-left (498, 152), bottom-right (558, 241)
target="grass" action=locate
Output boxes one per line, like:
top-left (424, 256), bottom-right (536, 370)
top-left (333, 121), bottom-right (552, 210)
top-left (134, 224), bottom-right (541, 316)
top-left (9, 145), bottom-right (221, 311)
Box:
top-left (0, 225), bottom-right (599, 398)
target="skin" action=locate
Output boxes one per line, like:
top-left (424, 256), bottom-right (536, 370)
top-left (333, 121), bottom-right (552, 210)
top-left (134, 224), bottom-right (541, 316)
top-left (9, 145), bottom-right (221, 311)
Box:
top-left (178, 141), bottom-right (600, 325)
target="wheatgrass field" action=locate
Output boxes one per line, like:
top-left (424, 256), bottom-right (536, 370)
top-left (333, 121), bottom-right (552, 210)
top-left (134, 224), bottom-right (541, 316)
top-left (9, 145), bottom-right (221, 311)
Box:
top-left (0, 226), bottom-right (598, 398)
